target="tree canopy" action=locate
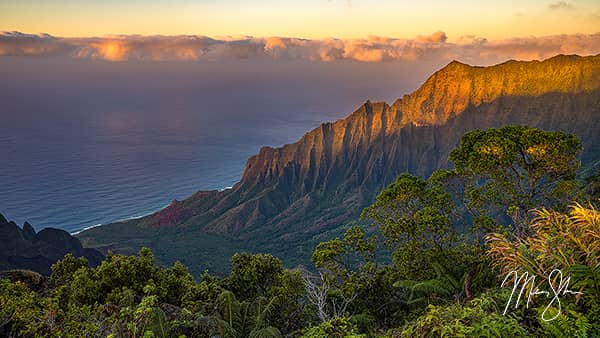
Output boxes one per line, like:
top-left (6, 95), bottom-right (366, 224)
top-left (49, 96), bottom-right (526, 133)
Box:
top-left (1, 126), bottom-right (598, 337)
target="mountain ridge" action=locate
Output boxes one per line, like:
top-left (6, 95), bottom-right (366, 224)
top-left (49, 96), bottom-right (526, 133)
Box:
top-left (0, 213), bottom-right (104, 275)
top-left (78, 54), bottom-right (600, 273)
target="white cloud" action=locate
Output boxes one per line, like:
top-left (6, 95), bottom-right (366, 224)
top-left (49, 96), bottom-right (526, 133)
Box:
top-left (1, 31), bottom-right (599, 64)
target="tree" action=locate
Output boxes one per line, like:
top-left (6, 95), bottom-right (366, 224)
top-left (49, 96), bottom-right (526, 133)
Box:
top-left (227, 253), bottom-right (284, 301)
top-left (361, 174), bottom-right (467, 281)
top-left (311, 226), bottom-right (404, 327)
top-left (312, 226), bottom-right (377, 288)
top-left (94, 248), bottom-right (159, 303)
top-left (49, 254), bottom-right (89, 288)
top-left (0, 279), bottom-right (47, 337)
top-left (223, 253), bottom-right (307, 335)
top-left (357, 126), bottom-right (584, 315)
top-left (303, 271), bottom-right (331, 322)
top-left (449, 126), bottom-right (581, 234)
top-left (311, 226), bottom-right (378, 319)
top-left (267, 269), bottom-right (308, 335)
top-left (182, 270), bottom-right (225, 314)
top-left (159, 261), bottom-right (195, 306)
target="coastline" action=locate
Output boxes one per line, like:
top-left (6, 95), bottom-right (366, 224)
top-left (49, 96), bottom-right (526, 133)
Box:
top-left (71, 186), bottom-right (235, 236)
top-left (70, 203), bottom-right (170, 236)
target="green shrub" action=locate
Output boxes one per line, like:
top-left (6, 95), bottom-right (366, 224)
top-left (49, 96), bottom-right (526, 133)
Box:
top-left (302, 317), bottom-right (365, 338)
top-left (397, 291), bottom-right (531, 338)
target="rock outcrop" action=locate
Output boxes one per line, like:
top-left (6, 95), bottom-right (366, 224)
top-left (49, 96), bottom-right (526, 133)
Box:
top-left (0, 214), bottom-right (104, 275)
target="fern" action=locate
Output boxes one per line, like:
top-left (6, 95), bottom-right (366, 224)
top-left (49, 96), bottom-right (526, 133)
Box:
top-left (207, 290), bottom-right (282, 338)
top-left (394, 278), bottom-right (454, 304)
top-left (399, 292), bottom-right (532, 337)
top-left (538, 307), bottom-right (591, 338)
top-left (569, 262), bottom-right (600, 297)
top-left (217, 290), bottom-right (241, 329)
top-left (145, 307), bottom-right (168, 338)
top-left (393, 261), bottom-right (465, 305)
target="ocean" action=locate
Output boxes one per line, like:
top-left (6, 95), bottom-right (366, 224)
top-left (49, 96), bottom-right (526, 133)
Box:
top-left (0, 107), bottom-right (345, 233)
top-left (0, 57), bottom-right (435, 233)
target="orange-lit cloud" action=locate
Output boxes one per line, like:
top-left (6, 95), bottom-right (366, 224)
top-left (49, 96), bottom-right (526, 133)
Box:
top-left (415, 31), bottom-right (448, 43)
top-left (1, 31), bottom-right (599, 64)
top-left (71, 35), bottom-right (220, 61)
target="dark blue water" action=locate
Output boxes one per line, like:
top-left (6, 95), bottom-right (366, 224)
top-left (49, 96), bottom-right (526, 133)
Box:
top-left (0, 109), bottom-right (330, 233)
top-left (0, 57), bottom-right (436, 233)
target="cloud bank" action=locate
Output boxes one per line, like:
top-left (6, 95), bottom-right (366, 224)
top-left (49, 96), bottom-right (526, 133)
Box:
top-left (1, 31), bottom-right (599, 64)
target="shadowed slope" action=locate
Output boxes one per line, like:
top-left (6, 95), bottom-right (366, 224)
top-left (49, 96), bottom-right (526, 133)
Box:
top-left (0, 214), bottom-right (104, 275)
top-left (78, 54), bottom-right (600, 274)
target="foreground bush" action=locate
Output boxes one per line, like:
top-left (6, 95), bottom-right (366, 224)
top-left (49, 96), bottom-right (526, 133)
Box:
top-left (393, 290), bottom-right (530, 337)
top-left (2, 127), bottom-right (597, 337)
top-left (487, 203), bottom-right (600, 336)
top-left (302, 317), bottom-right (364, 338)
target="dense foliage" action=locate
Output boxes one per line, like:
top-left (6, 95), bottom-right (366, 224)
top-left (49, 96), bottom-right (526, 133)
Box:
top-left (2, 126), bottom-right (599, 337)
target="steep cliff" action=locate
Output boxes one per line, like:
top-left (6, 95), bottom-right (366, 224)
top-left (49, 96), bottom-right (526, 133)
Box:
top-left (78, 54), bottom-right (600, 273)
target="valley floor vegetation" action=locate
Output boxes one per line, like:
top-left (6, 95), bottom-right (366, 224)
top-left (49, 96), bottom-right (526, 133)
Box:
top-left (2, 126), bottom-right (599, 337)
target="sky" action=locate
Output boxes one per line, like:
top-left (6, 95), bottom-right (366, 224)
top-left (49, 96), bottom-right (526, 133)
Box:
top-left (0, 1), bottom-right (599, 103)
top-left (1, 1), bottom-right (599, 65)
top-left (0, 1), bottom-right (599, 124)
top-left (0, 0), bottom-right (599, 40)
